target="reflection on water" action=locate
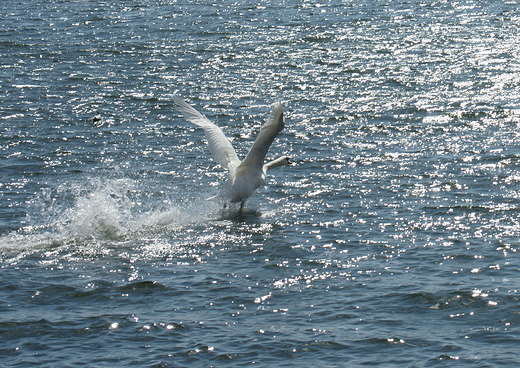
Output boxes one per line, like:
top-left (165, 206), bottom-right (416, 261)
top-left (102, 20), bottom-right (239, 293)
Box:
top-left (1, 0), bottom-right (520, 366)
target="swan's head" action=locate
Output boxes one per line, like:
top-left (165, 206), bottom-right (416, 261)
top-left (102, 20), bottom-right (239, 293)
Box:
top-left (275, 156), bottom-right (292, 166)
top-left (265, 156), bottom-right (292, 171)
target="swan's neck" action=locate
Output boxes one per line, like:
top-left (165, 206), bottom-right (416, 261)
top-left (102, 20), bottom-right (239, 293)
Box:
top-left (264, 156), bottom-right (289, 172)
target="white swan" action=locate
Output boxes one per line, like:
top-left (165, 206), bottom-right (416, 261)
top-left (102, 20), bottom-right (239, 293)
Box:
top-left (173, 97), bottom-right (291, 210)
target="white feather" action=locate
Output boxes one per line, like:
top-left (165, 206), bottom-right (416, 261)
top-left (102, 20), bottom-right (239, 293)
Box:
top-left (174, 97), bottom-right (290, 209)
top-left (173, 96), bottom-right (240, 175)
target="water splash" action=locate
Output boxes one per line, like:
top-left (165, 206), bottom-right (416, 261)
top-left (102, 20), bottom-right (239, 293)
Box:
top-left (57, 178), bottom-right (136, 240)
top-left (0, 177), bottom-right (224, 259)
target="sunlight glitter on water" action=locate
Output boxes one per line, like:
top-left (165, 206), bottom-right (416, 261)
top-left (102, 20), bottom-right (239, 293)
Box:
top-left (2, 0), bottom-right (520, 366)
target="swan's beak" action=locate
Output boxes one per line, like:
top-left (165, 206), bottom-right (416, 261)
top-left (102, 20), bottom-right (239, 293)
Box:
top-left (287, 158), bottom-right (293, 165)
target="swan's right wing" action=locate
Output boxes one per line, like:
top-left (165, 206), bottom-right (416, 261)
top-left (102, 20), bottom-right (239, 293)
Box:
top-left (241, 102), bottom-right (284, 169)
top-left (173, 96), bottom-right (240, 174)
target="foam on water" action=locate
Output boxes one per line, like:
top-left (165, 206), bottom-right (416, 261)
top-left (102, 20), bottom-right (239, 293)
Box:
top-left (0, 177), bottom-right (233, 260)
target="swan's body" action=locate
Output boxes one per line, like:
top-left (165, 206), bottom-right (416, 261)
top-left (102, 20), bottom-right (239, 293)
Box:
top-left (173, 97), bottom-right (291, 210)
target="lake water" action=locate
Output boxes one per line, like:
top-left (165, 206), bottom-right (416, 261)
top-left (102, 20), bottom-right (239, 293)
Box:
top-left (2, 0), bottom-right (520, 366)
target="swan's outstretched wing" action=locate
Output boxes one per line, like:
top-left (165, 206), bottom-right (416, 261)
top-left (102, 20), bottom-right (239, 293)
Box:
top-left (241, 102), bottom-right (284, 169)
top-left (174, 96), bottom-right (240, 174)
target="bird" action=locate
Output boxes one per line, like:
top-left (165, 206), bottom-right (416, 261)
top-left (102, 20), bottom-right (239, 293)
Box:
top-left (93, 111), bottom-right (103, 126)
top-left (173, 96), bottom-right (291, 211)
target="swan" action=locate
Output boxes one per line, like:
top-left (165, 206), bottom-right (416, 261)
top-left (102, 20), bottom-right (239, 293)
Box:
top-left (173, 96), bottom-right (291, 210)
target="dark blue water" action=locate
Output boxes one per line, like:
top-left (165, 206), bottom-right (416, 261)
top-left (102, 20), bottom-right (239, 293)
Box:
top-left (2, 0), bottom-right (520, 366)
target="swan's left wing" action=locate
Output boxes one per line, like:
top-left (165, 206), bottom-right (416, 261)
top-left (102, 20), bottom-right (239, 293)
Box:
top-left (241, 102), bottom-right (284, 169)
top-left (173, 96), bottom-right (240, 174)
